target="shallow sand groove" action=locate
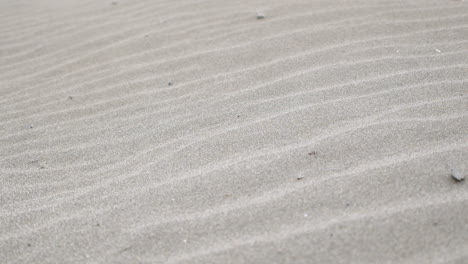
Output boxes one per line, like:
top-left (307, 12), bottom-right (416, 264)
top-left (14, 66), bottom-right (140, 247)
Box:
top-left (1, 0), bottom-right (467, 263)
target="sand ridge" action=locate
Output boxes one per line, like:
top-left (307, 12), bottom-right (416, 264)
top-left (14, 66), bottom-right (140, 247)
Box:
top-left (1, 0), bottom-right (467, 263)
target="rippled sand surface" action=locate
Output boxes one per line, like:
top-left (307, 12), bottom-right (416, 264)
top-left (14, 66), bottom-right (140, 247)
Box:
top-left (1, 0), bottom-right (467, 263)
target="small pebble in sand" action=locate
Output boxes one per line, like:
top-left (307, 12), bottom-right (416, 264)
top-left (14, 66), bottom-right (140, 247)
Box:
top-left (168, 82), bottom-right (173, 86)
top-left (256, 12), bottom-right (265, 19)
top-left (68, 96), bottom-right (73, 100)
top-left (451, 169), bottom-right (465, 182)
top-left (308, 151), bottom-right (316, 156)
top-left (297, 175), bottom-right (304, 180)
top-left (29, 126), bottom-right (33, 129)
top-left (304, 213), bottom-right (308, 217)
top-left (434, 48), bottom-right (441, 53)
top-left (27, 243), bottom-right (31, 247)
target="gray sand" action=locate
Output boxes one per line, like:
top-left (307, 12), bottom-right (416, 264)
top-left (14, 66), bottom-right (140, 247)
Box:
top-left (0, 0), bottom-right (467, 263)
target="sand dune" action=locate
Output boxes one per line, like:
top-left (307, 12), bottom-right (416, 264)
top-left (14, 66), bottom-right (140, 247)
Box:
top-left (1, 0), bottom-right (467, 263)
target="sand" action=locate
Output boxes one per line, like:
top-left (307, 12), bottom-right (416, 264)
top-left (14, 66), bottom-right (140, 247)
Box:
top-left (1, 0), bottom-right (467, 263)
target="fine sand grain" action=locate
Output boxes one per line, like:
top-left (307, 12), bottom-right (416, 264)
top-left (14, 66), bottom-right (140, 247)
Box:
top-left (1, 0), bottom-right (467, 263)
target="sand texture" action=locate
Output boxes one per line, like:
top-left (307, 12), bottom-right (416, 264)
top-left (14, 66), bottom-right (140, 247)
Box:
top-left (1, 0), bottom-right (468, 263)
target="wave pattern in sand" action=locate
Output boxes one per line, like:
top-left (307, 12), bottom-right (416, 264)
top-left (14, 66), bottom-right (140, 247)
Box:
top-left (1, 0), bottom-right (467, 263)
